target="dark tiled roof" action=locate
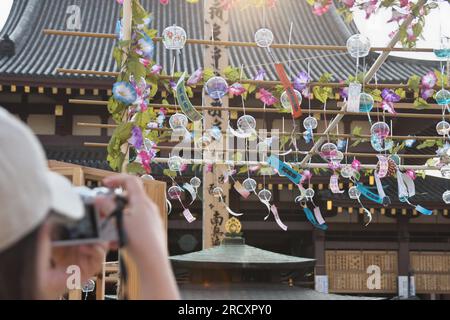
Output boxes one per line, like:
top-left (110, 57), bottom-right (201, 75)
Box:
top-left (178, 283), bottom-right (380, 300)
top-left (45, 146), bottom-right (111, 171)
top-left (170, 237), bottom-right (315, 269)
top-left (0, 0), bottom-right (440, 83)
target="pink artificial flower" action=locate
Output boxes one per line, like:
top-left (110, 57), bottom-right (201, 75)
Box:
top-left (160, 0), bottom-right (169, 4)
top-left (421, 71), bottom-right (437, 89)
top-left (421, 88), bottom-right (434, 100)
top-left (301, 170), bottom-right (313, 184)
top-left (312, 0), bottom-right (332, 16)
top-left (139, 150), bottom-right (152, 174)
top-left (361, 0), bottom-right (378, 19)
top-left (150, 64), bottom-right (163, 75)
top-left (341, 0), bottom-right (355, 8)
top-left (116, 0), bottom-right (124, 4)
top-left (257, 88), bottom-right (278, 106)
top-left (139, 58), bottom-right (151, 68)
top-left (399, 0), bottom-right (409, 7)
top-left (267, 0), bottom-right (277, 8)
top-left (179, 163), bottom-right (188, 173)
top-left (380, 101), bottom-right (397, 115)
top-left (206, 163), bottom-right (213, 173)
top-left (187, 68), bottom-right (203, 86)
top-left (249, 165), bottom-right (261, 172)
top-left (406, 23), bottom-right (417, 42)
top-left (351, 159), bottom-right (361, 172)
top-left (328, 161), bottom-right (341, 171)
top-left (159, 108), bottom-right (168, 115)
top-left (405, 169), bottom-right (416, 180)
top-left (228, 83), bottom-right (246, 97)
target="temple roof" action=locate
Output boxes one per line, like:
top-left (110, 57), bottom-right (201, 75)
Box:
top-left (170, 237), bottom-right (315, 269)
top-left (178, 283), bottom-right (380, 300)
top-left (0, 0), bottom-right (439, 86)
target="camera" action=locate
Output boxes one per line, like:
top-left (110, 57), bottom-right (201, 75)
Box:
top-left (51, 187), bottom-right (126, 246)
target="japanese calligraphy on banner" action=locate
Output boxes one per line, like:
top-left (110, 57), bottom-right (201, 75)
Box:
top-left (202, 0), bottom-right (230, 249)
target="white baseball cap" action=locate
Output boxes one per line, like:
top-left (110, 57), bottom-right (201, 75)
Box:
top-left (0, 108), bottom-right (84, 251)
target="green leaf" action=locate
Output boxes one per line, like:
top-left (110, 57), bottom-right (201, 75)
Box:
top-left (413, 97), bottom-right (429, 109)
top-left (417, 139), bottom-right (436, 150)
top-left (113, 47), bottom-right (123, 69)
top-left (134, 109), bottom-right (155, 129)
top-left (369, 89), bottom-right (382, 102)
top-left (223, 66), bottom-right (241, 82)
top-left (203, 68), bottom-right (215, 82)
top-left (127, 162), bottom-right (145, 175)
top-left (352, 126), bottom-right (362, 137)
top-left (395, 88), bottom-right (406, 100)
top-left (238, 167), bottom-right (248, 174)
top-left (163, 169), bottom-right (177, 179)
top-left (128, 57), bottom-right (147, 79)
top-left (312, 86), bottom-right (332, 104)
top-left (407, 74), bottom-right (421, 92)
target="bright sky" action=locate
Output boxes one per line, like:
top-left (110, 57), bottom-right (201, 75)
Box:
top-left (354, 1), bottom-right (450, 61)
top-left (0, 0), bottom-right (13, 32)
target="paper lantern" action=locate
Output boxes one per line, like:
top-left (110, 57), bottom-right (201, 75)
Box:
top-left (162, 25), bottom-right (187, 50)
top-left (443, 190), bottom-right (450, 204)
top-left (359, 92), bottom-right (374, 112)
top-left (346, 34), bottom-right (371, 58)
top-left (237, 115), bottom-right (257, 134)
top-left (280, 89), bottom-right (302, 111)
top-left (255, 28), bottom-right (274, 48)
top-left (435, 89), bottom-right (450, 106)
top-left (243, 178), bottom-right (257, 192)
top-left (168, 156), bottom-right (183, 171)
top-left (348, 186), bottom-right (361, 200)
top-left (436, 121), bottom-right (450, 136)
top-left (303, 116), bottom-right (318, 130)
top-left (167, 185), bottom-right (183, 200)
top-left (190, 177), bottom-right (201, 188)
top-left (169, 113), bottom-right (188, 131)
top-left (258, 189), bottom-right (272, 202)
top-left (205, 76), bottom-right (228, 100)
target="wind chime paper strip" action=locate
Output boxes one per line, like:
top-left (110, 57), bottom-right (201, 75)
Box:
top-left (374, 173), bottom-right (391, 206)
top-left (271, 205), bottom-right (288, 231)
top-left (416, 205), bottom-right (433, 215)
top-left (182, 208), bottom-right (196, 223)
top-left (267, 155), bottom-right (302, 185)
top-left (313, 207), bottom-right (327, 226)
top-left (304, 207), bottom-right (328, 230)
top-left (330, 174), bottom-right (344, 194)
top-left (183, 183), bottom-right (197, 205)
top-left (347, 82), bottom-right (362, 112)
top-left (228, 122), bottom-right (255, 139)
top-left (234, 181), bottom-right (250, 199)
top-left (377, 156), bottom-right (389, 178)
top-left (356, 183), bottom-right (384, 204)
top-left (176, 72), bottom-right (203, 122)
top-left (218, 193), bottom-right (244, 217)
top-left (166, 199), bottom-right (172, 215)
top-left (275, 63), bottom-right (302, 119)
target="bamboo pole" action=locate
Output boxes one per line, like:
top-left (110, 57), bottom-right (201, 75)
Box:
top-left (43, 29), bottom-right (435, 52)
top-left (109, 156), bottom-right (440, 171)
top-left (70, 100), bottom-right (450, 119)
top-left (77, 122), bottom-right (443, 141)
top-left (59, 68), bottom-right (450, 90)
top-left (84, 142), bottom-right (437, 160)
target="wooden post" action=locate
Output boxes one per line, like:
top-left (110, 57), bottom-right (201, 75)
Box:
top-left (202, 0), bottom-right (230, 249)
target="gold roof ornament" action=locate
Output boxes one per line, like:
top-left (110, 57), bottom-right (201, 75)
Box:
top-left (225, 217), bottom-right (242, 236)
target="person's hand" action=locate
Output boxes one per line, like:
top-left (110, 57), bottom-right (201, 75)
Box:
top-left (97, 174), bottom-right (167, 264)
top-left (38, 223), bottom-right (108, 299)
top-left (97, 174), bottom-right (180, 300)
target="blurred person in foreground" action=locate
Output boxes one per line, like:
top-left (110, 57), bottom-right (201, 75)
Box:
top-left (0, 107), bottom-right (179, 300)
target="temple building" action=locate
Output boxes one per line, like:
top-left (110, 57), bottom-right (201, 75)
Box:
top-left (0, 0), bottom-right (449, 299)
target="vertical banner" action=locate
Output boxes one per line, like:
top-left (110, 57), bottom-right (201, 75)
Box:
top-left (202, 0), bottom-right (230, 249)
